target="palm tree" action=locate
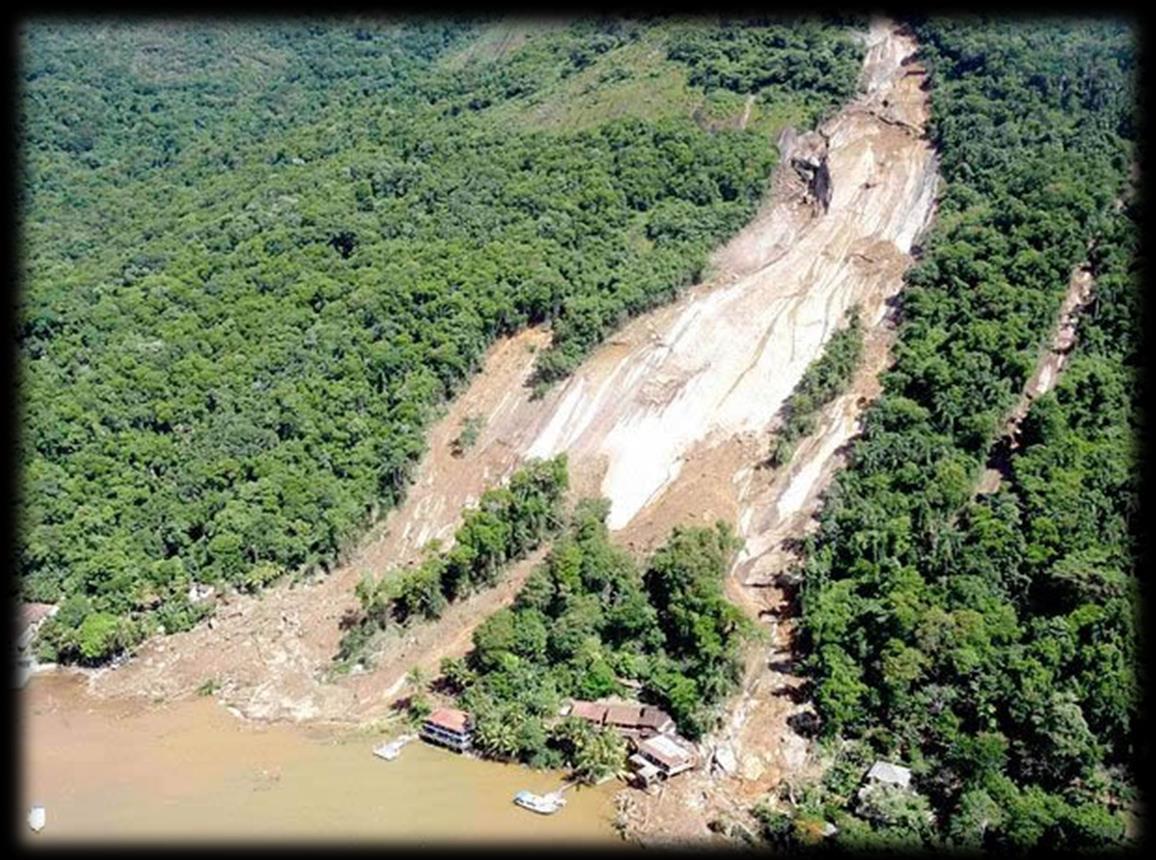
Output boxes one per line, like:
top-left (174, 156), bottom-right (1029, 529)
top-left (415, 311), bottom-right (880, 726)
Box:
top-left (574, 728), bottom-right (627, 784)
top-left (407, 665), bottom-right (428, 693)
top-left (473, 711), bottom-right (521, 760)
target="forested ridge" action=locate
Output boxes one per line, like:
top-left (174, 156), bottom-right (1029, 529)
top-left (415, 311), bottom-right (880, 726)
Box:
top-left (16, 13), bottom-right (1143, 850)
top-left (17, 16), bottom-right (863, 663)
top-left (762, 17), bottom-right (1140, 851)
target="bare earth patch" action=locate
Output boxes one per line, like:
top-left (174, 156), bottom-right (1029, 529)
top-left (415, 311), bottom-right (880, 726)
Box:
top-left (92, 31), bottom-right (938, 851)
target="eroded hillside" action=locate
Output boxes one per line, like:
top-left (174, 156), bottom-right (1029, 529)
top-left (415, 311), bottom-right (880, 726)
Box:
top-left (91, 20), bottom-right (937, 736)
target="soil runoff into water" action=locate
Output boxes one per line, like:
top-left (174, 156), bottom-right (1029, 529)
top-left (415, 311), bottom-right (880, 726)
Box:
top-left (23, 16), bottom-right (938, 845)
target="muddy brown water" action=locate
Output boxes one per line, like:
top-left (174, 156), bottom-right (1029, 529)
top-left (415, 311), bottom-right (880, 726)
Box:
top-left (19, 673), bottom-right (619, 845)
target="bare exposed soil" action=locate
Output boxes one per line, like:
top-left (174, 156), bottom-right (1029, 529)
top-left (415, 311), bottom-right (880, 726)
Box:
top-left (738, 93), bottom-right (756, 131)
top-left (614, 17), bottom-right (938, 843)
top-left (91, 36), bottom-right (938, 852)
top-left (618, 313), bottom-right (899, 845)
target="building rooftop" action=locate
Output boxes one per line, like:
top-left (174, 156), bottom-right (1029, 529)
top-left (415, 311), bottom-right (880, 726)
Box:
top-left (425, 707), bottom-right (471, 734)
top-left (637, 707), bottom-right (674, 731)
top-left (569, 699), bottom-right (674, 732)
top-left (638, 734), bottom-right (694, 770)
top-left (604, 703), bottom-right (643, 727)
top-left (569, 701), bottom-right (609, 722)
top-left (629, 753), bottom-right (661, 781)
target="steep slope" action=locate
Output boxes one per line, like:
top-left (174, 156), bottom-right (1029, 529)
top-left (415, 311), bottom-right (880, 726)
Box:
top-left (524, 17), bottom-right (935, 534)
top-left (613, 18), bottom-right (937, 843)
top-left (90, 18), bottom-right (936, 730)
top-left (20, 16), bottom-right (860, 663)
top-left (764, 16), bottom-right (1138, 852)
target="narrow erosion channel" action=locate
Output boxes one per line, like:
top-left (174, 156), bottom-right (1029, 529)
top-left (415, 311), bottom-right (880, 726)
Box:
top-left (974, 264), bottom-right (1097, 496)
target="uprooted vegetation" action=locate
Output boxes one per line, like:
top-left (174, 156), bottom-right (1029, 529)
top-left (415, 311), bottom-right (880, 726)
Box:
top-left (449, 414), bottom-right (486, 457)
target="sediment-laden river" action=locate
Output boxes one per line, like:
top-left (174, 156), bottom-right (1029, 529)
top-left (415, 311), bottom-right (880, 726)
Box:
top-left (19, 673), bottom-right (619, 845)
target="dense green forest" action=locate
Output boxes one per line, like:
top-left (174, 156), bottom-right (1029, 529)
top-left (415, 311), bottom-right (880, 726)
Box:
top-left (17, 16), bottom-right (864, 663)
top-left (666, 16), bottom-right (863, 122)
top-left (768, 17), bottom-right (1140, 851)
top-left (433, 496), bottom-right (750, 779)
top-left (20, 15), bottom-right (1141, 848)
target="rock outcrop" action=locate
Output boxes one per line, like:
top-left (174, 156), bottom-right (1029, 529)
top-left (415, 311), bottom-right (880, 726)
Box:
top-left (776, 128), bottom-right (832, 212)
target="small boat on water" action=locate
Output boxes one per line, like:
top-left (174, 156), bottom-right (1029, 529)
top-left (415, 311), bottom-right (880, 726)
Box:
top-left (373, 734), bottom-right (416, 761)
top-left (28, 805), bottom-right (46, 833)
top-left (513, 790), bottom-right (566, 815)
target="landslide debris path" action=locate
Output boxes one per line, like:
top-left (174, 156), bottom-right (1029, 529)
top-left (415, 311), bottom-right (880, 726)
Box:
top-left (615, 18), bottom-right (937, 843)
top-left (523, 16), bottom-right (936, 535)
top-left (91, 18), bottom-right (937, 740)
top-left (974, 265), bottom-right (1096, 496)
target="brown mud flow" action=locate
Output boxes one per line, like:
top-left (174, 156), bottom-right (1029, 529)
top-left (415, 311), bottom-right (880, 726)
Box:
top-left (619, 18), bottom-right (939, 843)
top-left (20, 673), bottom-right (617, 844)
top-left (28, 13), bottom-right (935, 846)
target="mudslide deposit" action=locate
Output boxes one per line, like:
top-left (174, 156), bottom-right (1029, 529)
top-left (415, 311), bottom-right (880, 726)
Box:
top-left (525, 18), bottom-right (935, 534)
top-left (619, 20), bottom-right (938, 843)
top-left (90, 18), bottom-right (937, 731)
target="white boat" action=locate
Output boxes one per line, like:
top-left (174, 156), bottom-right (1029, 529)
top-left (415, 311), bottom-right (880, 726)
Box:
top-left (28, 805), bottom-right (46, 832)
top-left (513, 790), bottom-right (566, 815)
top-left (373, 734), bottom-right (416, 761)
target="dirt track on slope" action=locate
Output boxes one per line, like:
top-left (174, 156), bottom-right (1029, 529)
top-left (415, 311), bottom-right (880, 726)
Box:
top-left (975, 265), bottom-right (1096, 495)
top-left (89, 15), bottom-right (938, 752)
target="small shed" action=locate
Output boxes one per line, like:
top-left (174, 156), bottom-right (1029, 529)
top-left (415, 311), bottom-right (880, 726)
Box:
top-left (634, 734), bottom-right (696, 779)
top-left (628, 753), bottom-right (662, 787)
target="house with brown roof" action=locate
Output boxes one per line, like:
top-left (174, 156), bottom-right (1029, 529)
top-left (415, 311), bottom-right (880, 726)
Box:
top-left (421, 707), bottom-right (473, 753)
top-left (568, 700), bottom-right (609, 723)
top-left (565, 699), bottom-right (675, 740)
top-left (565, 698), bottom-right (699, 785)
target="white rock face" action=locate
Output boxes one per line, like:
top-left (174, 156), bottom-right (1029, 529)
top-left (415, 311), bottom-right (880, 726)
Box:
top-left (28, 805), bottom-right (46, 833)
top-left (526, 23), bottom-right (937, 533)
top-left (713, 744), bottom-right (739, 777)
